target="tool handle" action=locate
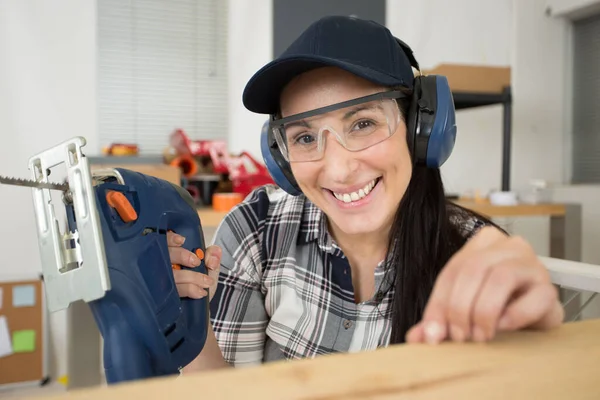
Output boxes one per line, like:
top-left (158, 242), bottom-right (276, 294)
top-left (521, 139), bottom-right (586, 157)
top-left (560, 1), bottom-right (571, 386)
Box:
top-left (102, 308), bottom-right (153, 382)
top-left (90, 169), bottom-right (210, 383)
top-left (163, 200), bottom-right (210, 339)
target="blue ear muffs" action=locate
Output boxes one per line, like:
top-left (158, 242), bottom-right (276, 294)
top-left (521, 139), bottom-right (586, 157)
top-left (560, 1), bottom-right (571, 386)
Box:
top-left (260, 119), bottom-right (301, 196)
top-left (260, 41), bottom-right (458, 196)
top-left (408, 74), bottom-right (457, 168)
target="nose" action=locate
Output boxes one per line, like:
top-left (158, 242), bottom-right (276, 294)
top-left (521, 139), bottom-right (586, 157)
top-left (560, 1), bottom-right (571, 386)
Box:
top-left (321, 133), bottom-right (359, 183)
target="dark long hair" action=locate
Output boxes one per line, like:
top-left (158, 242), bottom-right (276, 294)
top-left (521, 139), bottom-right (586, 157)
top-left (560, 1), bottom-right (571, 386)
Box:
top-left (386, 88), bottom-right (500, 344)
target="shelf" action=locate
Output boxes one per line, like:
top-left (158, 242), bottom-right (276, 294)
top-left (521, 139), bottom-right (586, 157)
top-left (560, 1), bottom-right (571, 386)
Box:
top-left (423, 63), bottom-right (511, 94)
top-left (453, 90), bottom-right (510, 110)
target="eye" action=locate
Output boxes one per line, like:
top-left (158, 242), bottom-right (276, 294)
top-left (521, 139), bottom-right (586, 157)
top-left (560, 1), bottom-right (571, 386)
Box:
top-left (294, 134), bottom-right (316, 145)
top-left (352, 119), bottom-right (376, 131)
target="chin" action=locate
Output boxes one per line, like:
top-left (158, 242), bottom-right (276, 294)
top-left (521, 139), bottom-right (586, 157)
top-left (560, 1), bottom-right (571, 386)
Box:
top-left (330, 216), bottom-right (387, 236)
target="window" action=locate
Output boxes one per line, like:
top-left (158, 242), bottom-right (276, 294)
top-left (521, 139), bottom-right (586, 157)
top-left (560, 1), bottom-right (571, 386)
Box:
top-left (571, 12), bottom-right (600, 183)
top-left (97, 0), bottom-right (228, 155)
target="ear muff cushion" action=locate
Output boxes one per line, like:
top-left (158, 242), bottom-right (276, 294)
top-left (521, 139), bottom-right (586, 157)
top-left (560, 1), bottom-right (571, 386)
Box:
top-left (260, 120), bottom-right (302, 196)
top-left (410, 75), bottom-right (457, 168)
top-left (412, 76), bottom-right (438, 165)
top-left (406, 80), bottom-right (420, 161)
top-left (425, 76), bottom-right (456, 168)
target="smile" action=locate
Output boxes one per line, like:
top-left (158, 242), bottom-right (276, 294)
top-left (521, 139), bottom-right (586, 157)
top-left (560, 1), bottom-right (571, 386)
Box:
top-left (331, 178), bottom-right (381, 204)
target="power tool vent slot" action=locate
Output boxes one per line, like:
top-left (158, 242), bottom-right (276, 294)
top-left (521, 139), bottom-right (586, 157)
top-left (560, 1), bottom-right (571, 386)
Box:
top-left (170, 337), bottom-right (185, 353)
top-left (164, 323), bottom-right (176, 337)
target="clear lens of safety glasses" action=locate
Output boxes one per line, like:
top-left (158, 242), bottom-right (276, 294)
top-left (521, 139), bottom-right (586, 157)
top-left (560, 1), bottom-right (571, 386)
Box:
top-left (271, 94), bottom-right (402, 163)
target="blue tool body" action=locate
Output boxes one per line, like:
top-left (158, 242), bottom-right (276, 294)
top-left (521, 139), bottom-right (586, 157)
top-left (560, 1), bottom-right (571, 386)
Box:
top-left (66, 168), bottom-right (209, 384)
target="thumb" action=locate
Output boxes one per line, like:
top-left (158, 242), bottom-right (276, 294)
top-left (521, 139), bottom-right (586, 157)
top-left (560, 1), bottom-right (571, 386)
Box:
top-left (204, 245), bottom-right (222, 272)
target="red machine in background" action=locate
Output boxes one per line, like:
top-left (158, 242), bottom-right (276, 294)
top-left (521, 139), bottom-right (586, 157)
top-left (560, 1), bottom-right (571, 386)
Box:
top-left (167, 129), bottom-right (274, 205)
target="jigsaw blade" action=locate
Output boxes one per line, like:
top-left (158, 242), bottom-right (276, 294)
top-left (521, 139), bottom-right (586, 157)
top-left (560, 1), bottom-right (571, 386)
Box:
top-left (0, 175), bottom-right (70, 192)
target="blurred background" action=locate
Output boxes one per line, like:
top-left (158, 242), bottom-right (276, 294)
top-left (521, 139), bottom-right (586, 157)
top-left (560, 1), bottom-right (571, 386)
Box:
top-left (0, 0), bottom-right (599, 396)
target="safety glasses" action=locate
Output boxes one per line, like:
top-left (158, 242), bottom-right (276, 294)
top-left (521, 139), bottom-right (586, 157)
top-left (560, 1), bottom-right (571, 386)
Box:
top-left (270, 90), bottom-right (406, 162)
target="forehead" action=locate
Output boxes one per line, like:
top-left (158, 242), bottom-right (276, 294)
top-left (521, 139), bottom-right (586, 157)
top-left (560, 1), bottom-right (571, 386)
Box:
top-left (279, 67), bottom-right (387, 117)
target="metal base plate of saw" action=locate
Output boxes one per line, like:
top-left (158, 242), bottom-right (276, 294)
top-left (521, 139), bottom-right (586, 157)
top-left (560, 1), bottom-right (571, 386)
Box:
top-left (28, 136), bottom-right (110, 312)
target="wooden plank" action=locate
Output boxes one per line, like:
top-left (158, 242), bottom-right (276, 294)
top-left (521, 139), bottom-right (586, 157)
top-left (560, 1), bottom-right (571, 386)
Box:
top-left (26, 319), bottom-right (600, 399)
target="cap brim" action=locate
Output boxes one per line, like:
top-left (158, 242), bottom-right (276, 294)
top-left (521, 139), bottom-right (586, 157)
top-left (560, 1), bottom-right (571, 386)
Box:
top-left (242, 55), bottom-right (407, 115)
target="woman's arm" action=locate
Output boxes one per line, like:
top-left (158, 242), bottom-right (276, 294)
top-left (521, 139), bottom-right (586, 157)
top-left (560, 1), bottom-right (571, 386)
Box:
top-left (173, 188), bottom-right (271, 369)
top-left (182, 324), bottom-right (231, 373)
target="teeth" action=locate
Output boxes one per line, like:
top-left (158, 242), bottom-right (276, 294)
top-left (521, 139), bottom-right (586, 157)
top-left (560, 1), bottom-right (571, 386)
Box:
top-left (333, 179), bottom-right (378, 203)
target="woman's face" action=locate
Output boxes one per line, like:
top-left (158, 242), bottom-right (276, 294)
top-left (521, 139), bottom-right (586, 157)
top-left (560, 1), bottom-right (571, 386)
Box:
top-left (279, 67), bottom-right (413, 238)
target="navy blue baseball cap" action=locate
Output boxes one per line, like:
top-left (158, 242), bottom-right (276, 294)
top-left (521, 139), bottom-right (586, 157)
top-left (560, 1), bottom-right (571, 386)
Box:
top-left (242, 15), bottom-right (418, 115)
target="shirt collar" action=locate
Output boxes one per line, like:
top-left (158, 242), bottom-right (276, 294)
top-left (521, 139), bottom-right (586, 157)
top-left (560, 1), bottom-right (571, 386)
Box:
top-left (298, 195), bottom-right (393, 301)
top-left (298, 197), bottom-right (339, 252)
top-left (298, 197), bottom-right (352, 257)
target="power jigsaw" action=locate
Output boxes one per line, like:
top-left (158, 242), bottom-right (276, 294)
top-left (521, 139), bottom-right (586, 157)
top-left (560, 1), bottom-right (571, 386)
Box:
top-left (0, 137), bottom-right (209, 384)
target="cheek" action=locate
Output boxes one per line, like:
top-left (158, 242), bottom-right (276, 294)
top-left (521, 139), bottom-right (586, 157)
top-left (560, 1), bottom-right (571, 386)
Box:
top-left (372, 133), bottom-right (412, 176)
top-left (290, 163), bottom-right (320, 191)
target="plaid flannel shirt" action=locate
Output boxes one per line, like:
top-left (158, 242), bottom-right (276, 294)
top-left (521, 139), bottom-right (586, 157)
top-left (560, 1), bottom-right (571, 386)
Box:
top-left (209, 184), bottom-right (483, 366)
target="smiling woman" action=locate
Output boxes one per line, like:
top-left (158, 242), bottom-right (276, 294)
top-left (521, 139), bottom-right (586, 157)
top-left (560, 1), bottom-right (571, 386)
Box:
top-left (278, 69), bottom-right (413, 244)
top-left (165, 15), bottom-right (564, 371)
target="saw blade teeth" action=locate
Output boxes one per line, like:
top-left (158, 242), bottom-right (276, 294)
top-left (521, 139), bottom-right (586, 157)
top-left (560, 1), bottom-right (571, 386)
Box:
top-left (0, 175), bottom-right (69, 191)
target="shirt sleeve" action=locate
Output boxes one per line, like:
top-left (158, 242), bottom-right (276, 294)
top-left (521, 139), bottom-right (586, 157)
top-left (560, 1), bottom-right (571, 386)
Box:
top-left (208, 190), bottom-right (269, 367)
top-left (448, 202), bottom-right (492, 239)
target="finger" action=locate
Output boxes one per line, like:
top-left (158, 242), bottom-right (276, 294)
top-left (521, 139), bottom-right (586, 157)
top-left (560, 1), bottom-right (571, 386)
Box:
top-left (169, 246), bottom-right (201, 268)
top-left (418, 228), bottom-right (507, 343)
top-left (415, 305), bottom-right (448, 344)
top-left (204, 245), bottom-right (222, 271)
top-left (445, 261), bottom-right (488, 342)
top-left (174, 270), bottom-right (215, 287)
top-left (461, 225), bottom-right (508, 251)
top-left (166, 231), bottom-right (186, 247)
top-left (445, 250), bottom-right (531, 342)
top-left (405, 322), bottom-right (425, 344)
top-left (431, 235), bottom-right (534, 342)
top-left (176, 283), bottom-right (208, 299)
top-left (470, 262), bottom-right (534, 341)
top-left (497, 283), bottom-right (561, 331)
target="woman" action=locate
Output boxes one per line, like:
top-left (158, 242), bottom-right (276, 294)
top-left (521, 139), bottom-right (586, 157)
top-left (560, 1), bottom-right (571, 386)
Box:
top-left (168, 16), bottom-right (563, 371)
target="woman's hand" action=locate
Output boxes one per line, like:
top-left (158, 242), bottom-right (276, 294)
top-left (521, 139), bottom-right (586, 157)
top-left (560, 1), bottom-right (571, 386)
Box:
top-left (406, 226), bottom-right (564, 344)
top-left (167, 231), bottom-right (221, 301)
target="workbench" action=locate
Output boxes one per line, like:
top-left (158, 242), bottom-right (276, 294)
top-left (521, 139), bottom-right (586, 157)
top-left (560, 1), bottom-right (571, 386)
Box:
top-left (452, 200), bottom-right (582, 262)
top-left (25, 318), bottom-right (600, 399)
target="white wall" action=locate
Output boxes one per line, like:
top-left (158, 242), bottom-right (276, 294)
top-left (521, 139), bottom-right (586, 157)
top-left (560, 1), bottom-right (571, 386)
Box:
top-left (386, 0), bottom-right (571, 197)
top-left (227, 0), bottom-right (273, 160)
top-left (386, 0), bottom-right (512, 196)
top-left (0, 0), bottom-right (98, 381)
top-left (511, 0), bottom-right (571, 190)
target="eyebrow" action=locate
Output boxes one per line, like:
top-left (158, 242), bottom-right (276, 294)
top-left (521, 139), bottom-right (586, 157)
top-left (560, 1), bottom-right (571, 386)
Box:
top-left (284, 119), bottom-right (311, 130)
top-left (342, 104), bottom-right (384, 120)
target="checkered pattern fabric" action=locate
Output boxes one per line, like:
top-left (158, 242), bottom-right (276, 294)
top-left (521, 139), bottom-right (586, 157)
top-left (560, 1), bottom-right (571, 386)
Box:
top-left (209, 184), bottom-right (483, 366)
